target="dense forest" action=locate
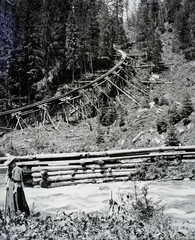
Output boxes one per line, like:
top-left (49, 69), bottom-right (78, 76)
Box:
top-left (0, 0), bottom-right (126, 110)
top-left (0, 0), bottom-right (195, 112)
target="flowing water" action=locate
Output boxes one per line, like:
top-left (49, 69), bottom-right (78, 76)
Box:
top-left (0, 173), bottom-right (195, 228)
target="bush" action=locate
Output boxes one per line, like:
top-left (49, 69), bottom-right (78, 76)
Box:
top-left (156, 118), bottom-right (168, 134)
top-left (165, 125), bottom-right (180, 146)
top-left (108, 183), bottom-right (193, 239)
top-left (158, 95), bottom-right (169, 106)
top-left (99, 106), bottom-right (118, 127)
top-left (168, 104), bottom-right (181, 125)
top-left (182, 118), bottom-right (191, 126)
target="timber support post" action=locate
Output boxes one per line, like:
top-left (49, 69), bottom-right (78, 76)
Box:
top-left (12, 112), bottom-right (33, 133)
top-left (39, 104), bottom-right (58, 130)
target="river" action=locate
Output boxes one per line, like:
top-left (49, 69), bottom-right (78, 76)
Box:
top-left (0, 174), bottom-right (195, 229)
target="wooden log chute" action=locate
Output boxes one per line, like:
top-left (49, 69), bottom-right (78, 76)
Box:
top-left (2, 145), bottom-right (195, 188)
top-left (0, 49), bottom-right (126, 119)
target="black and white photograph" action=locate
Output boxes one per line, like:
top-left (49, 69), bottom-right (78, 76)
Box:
top-left (0, 0), bottom-right (195, 239)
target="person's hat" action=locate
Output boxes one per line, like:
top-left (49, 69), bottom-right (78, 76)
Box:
top-left (4, 154), bottom-right (15, 166)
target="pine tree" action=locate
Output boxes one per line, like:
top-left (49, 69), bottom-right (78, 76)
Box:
top-left (164, 0), bottom-right (182, 23)
top-left (174, 1), bottom-right (190, 55)
top-left (147, 30), bottom-right (163, 70)
top-left (180, 92), bottom-right (194, 119)
top-left (98, 1), bottom-right (114, 56)
top-left (135, 0), bottom-right (156, 49)
top-left (65, 4), bottom-right (81, 81)
top-left (184, 10), bottom-right (195, 60)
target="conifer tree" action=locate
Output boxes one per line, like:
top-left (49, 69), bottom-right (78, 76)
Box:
top-left (174, 1), bottom-right (190, 55)
top-left (65, 8), bottom-right (79, 81)
top-left (147, 30), bottom-right (163, 69)
top-left (164, 0), bottom-right (182, 23)
top-left (168, 104), bottom-right (181, 125)
top-left (180, 92), bottom-right (194, 119)
top-left (184, 10), bottom-right (195, 60)
top-left (98, 1), bottom-right (114, 56)
top-left (136, 0), bottom-right (155, 48)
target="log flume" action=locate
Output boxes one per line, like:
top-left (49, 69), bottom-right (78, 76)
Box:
top-left (1, 145), bottom-right (195, 188)
top-left (0, 50), bottom-right (127, 118)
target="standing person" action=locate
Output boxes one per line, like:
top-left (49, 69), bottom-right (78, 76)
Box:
top-left (4, 156), bottom-right (30, 217)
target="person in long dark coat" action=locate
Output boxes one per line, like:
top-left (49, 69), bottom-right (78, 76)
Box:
top-left (4, 157), bottom-right (30, 217)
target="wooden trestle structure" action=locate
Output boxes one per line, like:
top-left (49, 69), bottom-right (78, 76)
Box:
top-left (0, 48), bottom-right (151, 131)
top-left (1, 145), bottom-right (195, 188)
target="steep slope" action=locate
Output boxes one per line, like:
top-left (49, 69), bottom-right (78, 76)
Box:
top-left (0, 24), bottom-right (195, 156)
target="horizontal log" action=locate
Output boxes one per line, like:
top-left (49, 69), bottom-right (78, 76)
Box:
top-left (0, 146), bottom-right (191, 161)
top-left (31, 168), bottom-right (134, 178)
top-left (19, 151), bottom-right (193, 167)
top-left (17, 161), bottom-right (41, 166)
top-left (31, 162), bottom-right (150, 173)
top-left (2, 145), bottom-right (195, 165)
top-left (18, 158), bottom-right (145, 167)
top-left (0, 152), bottom-right (107, 163)
top-left (33, 171), bottom-right (134, 184)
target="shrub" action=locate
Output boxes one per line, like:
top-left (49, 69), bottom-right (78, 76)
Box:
top-left (156, 118), bottom-right (168, 134)
top-left (99, 106), bottom-right (118, 127)
top-left (182, 117), bottom-right (191, 126)
top-left (158, 95), bottom-right (169, 106)
top-left (108, 183), bottom-right (193, 239)
top-left (165, 125), bottom-right (180, 146)
top-left (168, 104), bottom-right (181, 125)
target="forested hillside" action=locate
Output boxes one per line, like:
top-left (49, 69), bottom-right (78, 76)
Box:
top-left (1, 0), bottom-right (195, 155)
top-left (0, 0), bottom-right (126, 109)
top-left (1, 0), bottom-right (195, 110)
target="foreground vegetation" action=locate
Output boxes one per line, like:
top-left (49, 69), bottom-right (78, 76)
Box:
top-left (0, 184), bottom-right (194, 240)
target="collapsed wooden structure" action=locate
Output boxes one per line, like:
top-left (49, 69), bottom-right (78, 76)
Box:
top-left (1, 145), bottom-right (195, 188)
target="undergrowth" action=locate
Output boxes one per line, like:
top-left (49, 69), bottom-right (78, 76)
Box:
top-left (0, 184), bottom-right (194, 240)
